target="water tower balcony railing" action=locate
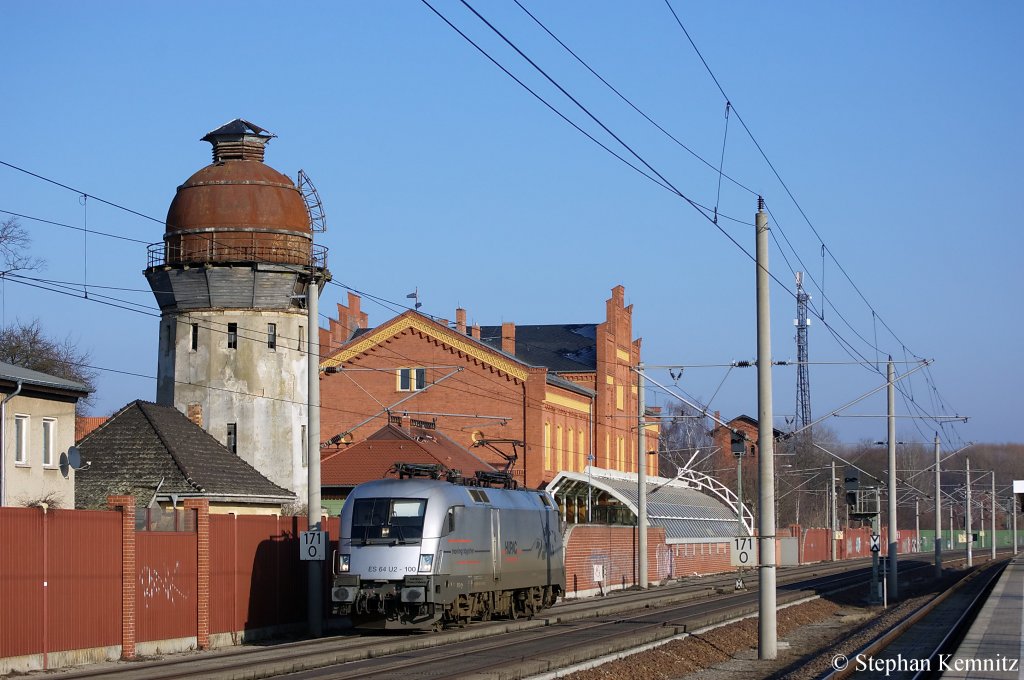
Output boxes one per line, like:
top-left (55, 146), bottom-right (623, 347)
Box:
top-left (147, 239), bottom-right (327, 269)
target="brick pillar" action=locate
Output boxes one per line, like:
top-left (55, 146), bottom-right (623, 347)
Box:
top-left (185, 499), bottom-right (211, 650)
top-left (107, 495), bottom-right (136, 660)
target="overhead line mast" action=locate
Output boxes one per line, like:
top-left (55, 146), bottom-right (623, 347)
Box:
top-left (795, 272), bottom-right (812, 433)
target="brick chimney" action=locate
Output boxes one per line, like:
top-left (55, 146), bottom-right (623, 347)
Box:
top-left (501, 321), bottom-right (516, 355)
top-left (456, 308), bottom-right (467, 335)
top-left (187, 403), bottom-right (203, 428)
top-left (471, 323), bottom-right (480, 340)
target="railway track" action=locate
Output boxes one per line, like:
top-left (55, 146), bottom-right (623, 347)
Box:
top-left (815, 556), bottom-right (1009, 680)
top-left (38, 552), bottom-right (993, 680)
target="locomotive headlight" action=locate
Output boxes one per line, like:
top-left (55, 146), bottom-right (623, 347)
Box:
top-left (418, 554), bottom-right (433, 572)
top-left (337, 553), bottom-right (351, 573)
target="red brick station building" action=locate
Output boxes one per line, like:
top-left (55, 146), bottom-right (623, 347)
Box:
top-left (317, 285), bottom-right (657, 491)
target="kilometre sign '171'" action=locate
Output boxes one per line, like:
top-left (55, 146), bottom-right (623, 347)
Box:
top-left (300, 530), bottom-right (326, 561)
top-left (731, 536), bottom-right (758, 567)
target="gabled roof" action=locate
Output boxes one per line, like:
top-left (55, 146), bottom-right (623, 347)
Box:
top-left (478, 324), bottom-right (598, 373)
top-left (320, 311), bottom-right (530, 381)
top-left (321, 424), bottom-right (497, 489)
top-left (75, 400), bottom-right (295, 509)
top-left (0, 360), bottom-right (90, 395)
top-left (714, 414), bottom-right (785, 438)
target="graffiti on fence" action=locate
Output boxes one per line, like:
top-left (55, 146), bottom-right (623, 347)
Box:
top-left (138, 561), bottom-right (189, 608)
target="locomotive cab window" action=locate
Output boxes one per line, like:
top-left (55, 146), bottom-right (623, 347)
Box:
top-left (441, 505), bottom-right (463, 536)
top-left (352, 498), bottom-right (427, 542)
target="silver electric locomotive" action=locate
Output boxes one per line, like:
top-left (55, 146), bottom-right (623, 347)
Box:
top-left (331, 469), bottom-right (564, 629)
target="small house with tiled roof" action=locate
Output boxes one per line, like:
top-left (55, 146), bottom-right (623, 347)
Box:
top-left (320, 421), bottom-right (497, 513)
top-left (75, 400), bottom-right (295, 514)
top-left (319, 286), bottom-right (656, 489)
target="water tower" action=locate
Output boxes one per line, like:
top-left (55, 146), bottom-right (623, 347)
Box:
top-left (145, 119), bottom-right (330, 499)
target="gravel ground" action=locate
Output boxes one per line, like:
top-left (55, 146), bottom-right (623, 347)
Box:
top-left (560, 569), bottom-right (971, 680)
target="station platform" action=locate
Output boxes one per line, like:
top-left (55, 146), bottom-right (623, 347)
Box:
top-left (943, 555), bottom-right (1024, 678)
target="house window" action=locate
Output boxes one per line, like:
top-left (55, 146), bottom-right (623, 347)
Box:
top-left (191, 323), bottom-right (199, 351)
top-left (42, 418), bottom-right (56, 467)
top-left (298, 325), bottom-right (305, 352)
top-left (567, 429), bottom-right (575, 472)
top-left (397, 367), bottom-right (427, 391)
top-left (577, 430), bottom-right (586, 471)
top-left (227, 423), bottom-right (237, 454)
top-left (227, 323), bottom-right (238, 349)
top-left (555, 425), bottom-right (563, 471)
top-left (14, 414), bottom-right (28, 464)
top-left (268, 323), bottom-right (277, 350)
top-left (543, 422), bottom-right (551, 471)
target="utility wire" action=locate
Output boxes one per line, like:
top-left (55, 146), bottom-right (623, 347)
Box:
top-left (662, 1), bottom-right (938, 405)
top-left (512, 0), bottom-right (758, 198)
top-left (0, 159), bottom-right (165, 225)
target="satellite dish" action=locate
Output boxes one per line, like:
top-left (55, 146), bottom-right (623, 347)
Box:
top-left (61, 446), bottom-right (90, 476)
top-left (68, 446), bottom-right (82, 469)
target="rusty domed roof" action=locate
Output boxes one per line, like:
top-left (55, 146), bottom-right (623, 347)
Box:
top-left (158, 120), bottom-right (313, 267)
top-left (165, 160), bottom-right (310, 235)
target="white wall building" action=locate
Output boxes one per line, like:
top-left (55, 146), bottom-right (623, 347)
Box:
top-left (1, 361), bottom-right (90, 508)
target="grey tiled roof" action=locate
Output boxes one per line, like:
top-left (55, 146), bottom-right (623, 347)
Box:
top-left (478, 324), bottom-right (597, 373)
top-left (75, 400), bottom-right (294, 509)
top-left (0, 360), bottom-right (90, 394)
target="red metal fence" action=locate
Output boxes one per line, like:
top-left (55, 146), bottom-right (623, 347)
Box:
top-left (1, 501), bottom-right (921, 672)
top-left (0, 508), bottom-right (120, 662)
top-left (136, 532), bottom-right (198, 643)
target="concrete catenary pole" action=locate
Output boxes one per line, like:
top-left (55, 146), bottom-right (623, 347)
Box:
top-left (886, 358), bottom-right (898, 599)
top-left (307, 272), bottom-right (323, 637)
top-left (638, 363), bottom-right (648, 589)
top-left (915, 499), bottom-right (920, 553)
top-left (755, 197), bottom-right (778, 659)
top-left (1014, 493), bottom-right (1018, 556)
top-left (830, 460), bottom-right (838, 561)
top-left (966, 458), bottom-right (973, 568)
top-left (934, 433), bottom-right (942, 577)
top-left (992, 472), bottom-right (997, 561)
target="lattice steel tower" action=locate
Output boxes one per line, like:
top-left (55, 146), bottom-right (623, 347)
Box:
top-left (794, 272), bottom-right (812, 431)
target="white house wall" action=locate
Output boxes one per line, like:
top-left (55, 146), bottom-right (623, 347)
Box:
top-left (2, 392), bottom-right (77, 508)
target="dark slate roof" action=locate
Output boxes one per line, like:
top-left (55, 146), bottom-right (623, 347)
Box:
top-left (715, 414), bottom-right (785, 438)
top-left (546, 372), bottom-right (595, 398)
top-left (477, 324), bottom-right (598, 373)
top-left (202, 118), bottom-right (273, 140)
top-left (75, 400), bottom-right (294, 509)
top-left (349, 327), bottom-right (373, 341)
top-left (0, 360), bottom-right (90, 394)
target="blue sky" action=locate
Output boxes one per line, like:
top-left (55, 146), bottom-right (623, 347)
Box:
top-left (1, 2), bottom-right (1020, 449)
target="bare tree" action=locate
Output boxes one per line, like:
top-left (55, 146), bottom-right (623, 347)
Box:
top-left (655, 401), bottom-right (713, 477)
top-left (0, 318), bottom-right (96, 411)
top-left (0, 216), bottom-right (43, 273)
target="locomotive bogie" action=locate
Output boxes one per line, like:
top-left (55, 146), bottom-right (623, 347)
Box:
top-left (332, 478), bottom-right (564, 630)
